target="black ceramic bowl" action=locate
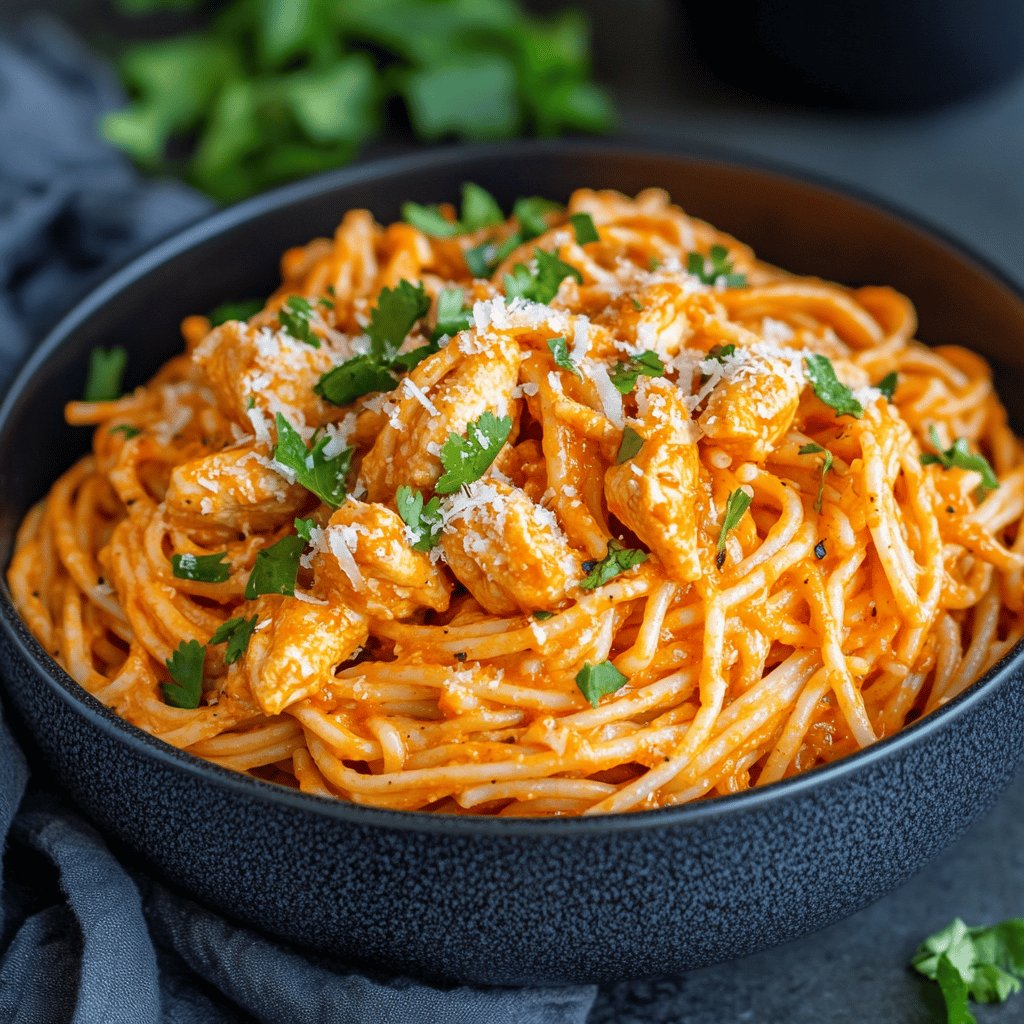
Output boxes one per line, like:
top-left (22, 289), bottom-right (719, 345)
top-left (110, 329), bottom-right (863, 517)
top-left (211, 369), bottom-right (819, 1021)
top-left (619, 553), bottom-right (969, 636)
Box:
top-left (2, 142), bottom-right (1023, 987)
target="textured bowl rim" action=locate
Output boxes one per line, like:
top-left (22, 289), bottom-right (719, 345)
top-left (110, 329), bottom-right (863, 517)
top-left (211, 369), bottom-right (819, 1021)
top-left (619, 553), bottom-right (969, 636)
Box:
top-left (2, 138), bottom-right (1022, 838)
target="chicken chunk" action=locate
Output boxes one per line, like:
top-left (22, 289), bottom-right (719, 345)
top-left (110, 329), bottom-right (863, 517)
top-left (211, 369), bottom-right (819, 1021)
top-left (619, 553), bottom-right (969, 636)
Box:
top-left (698, 349), bottom-right (803, 460)
top-left (605, 377), bottom-right (702, 585)
top-left (360, 330), bottom-right (521, 502)
top-left (244, 597), bottom-right (368, 715)
top-left (439, 480), bottom-right (580, 615)
top-left (165, 445), bottom-right (307, 534)
top-left (313, 500), bottom-right (451, 620)
top-left (192, 319), bottom-right (342, 429)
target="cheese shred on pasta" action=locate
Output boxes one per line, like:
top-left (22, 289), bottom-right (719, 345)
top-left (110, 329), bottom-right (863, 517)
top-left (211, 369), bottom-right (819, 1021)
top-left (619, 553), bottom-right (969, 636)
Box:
top-left (9, 187), bottom-right (1024, 816)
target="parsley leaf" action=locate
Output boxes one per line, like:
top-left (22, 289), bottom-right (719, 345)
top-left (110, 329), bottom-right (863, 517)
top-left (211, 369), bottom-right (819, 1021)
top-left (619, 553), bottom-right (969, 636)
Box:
top-left (798, 442), bottom-right (834, 513)
top-left (396, 485), bottom-right (443, 551)
top-left (209, 297), bottom-right (263, 326)
top-left (403, 182), bottom-right (504, 238)
top-left (687, 245), bottom-right (746, 287)
top-left (315, 355), bottom-right (397, 407)
top-left (609, 350), bottom-right (665, 394)
top-left (920, 426), bottom-right (999, 493)
top-left (162, 639), bottom-right (205, 709)
top-left (707, 344), bottom-right (736, 362)
top-left (616, 426), bottom-right (644, 464)
top-left (575, 660), bottom-right (628, 708)
top-left (84, 347), bottom-right (128, 402)
top-left (803, 354), bottom-right (864, 419)
top-left (278, 296), bottom-right (320, 347)
top-left (402, 202), bottom-right (462, 238)
top-left (876, 371), bottom-right (898, 401)
top-left (547, 336), bottom-right (581, 377)
top-left (209, 614), bottom-right (259, 665)
top-left (465, 233), bottom-right (522, 278)
top-left (569, 212), bottom-right (599, 245)
top-left (110, 424), bottom-right (141, 439)
top-left (245, 534), bottom-right (305, 599)
top-left (171, 551), bottom-right (231, 583)
top-left (435, 411), bottom-right (513, 494)
top-left (912, 918), bottom-right (1024, 1023)
top-left (532, 610), bottom-right (554, 621)
top-left (273, 414), bottom-right (352, 508)
top-left (294, 517), bottom-right (316, 541)
top-left (432, 286), bottom-right (473, 342)
top-left (580, 540), bottom-right (648, 589)
top-left (513, 196), bottom-right (562, 240)
top-left (717, 488), bottom-right (752, 569)
top-left (504, 249), bottom-right (582, 304)
top-left (366, 279), bottom-right (431, 362)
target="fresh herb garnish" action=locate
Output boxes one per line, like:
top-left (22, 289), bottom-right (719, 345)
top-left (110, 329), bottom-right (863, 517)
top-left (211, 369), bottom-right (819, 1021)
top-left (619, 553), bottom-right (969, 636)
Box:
top-left (294, 517), bottom-right (316, 541)
top-left (432, 287), bottom-right (473, 342)
top-left (162, 639), bottom-right (205, 709)
top-left (803, 354), bottom-right (864, 419)
top-left (920, 426), bottom-right (999, 494)
top-left (707, 344), bottom-right (736, 363)
top-left (616, 426), bottom-right (645, 464)
top-left (209, 297), bottom-right (263, 326)
top-left (403, 182), bottom-right (504, 237)
top-left (575, 660), bottom-right (628, 708)
top-left (396, 485), bottom-right (443, 551)
top-left (84, 347), bottom-right (128, 402)
top-left (244, 534), bottom-right (305, 599)
top-left (315, 356), bottom-right (398, 407)
top-left (365, 279), bottom-right (432, 360)
top-left (580, 540), bottom-right (648, 590)
top-left (569, 212), bottom-right (599, 245)
top-left (209, 614), bottom-right (259, 665)
top-left (272, 414), bottom-right (352, 508)
top-left (435, 411), bottom-right (513, 494)
top-left (798, 442), bottom-right (834, 513)
top-left (716, 488), bottom-right (752, 569)
top-left (465, 233), bottom-right (522, 278)
top-left (912, 917), bottom-right (1024, 1024)
top-left (532, 610), bottom-right (555, 621)
top-left (170, 551), bottom-right (231, 583)
top-left (513, 196), bottom-right (563, 240)
top-left (547, 336), bottom-right (581, 377)
top-left (609, 350), bottom-right (665, 394)
top-left (876, 371), bottom-right (898, 401)
top-left (504, 249), bottom-right (582, 304)
top-left (687, 245), bottom-right (746, 288)
top-left (278, 296), bottom-right (320, 347)
top-left (109, 424), bottom-right (141, 439)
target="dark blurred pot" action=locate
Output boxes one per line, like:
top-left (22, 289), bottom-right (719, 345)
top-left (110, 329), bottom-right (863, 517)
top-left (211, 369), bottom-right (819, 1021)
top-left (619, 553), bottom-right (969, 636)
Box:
top-left (684, 0), bottom-right (1024, 110)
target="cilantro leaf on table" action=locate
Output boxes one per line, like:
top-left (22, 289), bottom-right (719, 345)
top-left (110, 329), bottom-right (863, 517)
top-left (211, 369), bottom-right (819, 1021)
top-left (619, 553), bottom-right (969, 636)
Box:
top-left (272, 414), bottom-right (352, 509)
top-left (575, 660), bottom-right (628, 708)
top-left (396, 485), bottom-right (444, 551)
top-left (580, 540), bottom-right (647, 590)
top-left (687, 245), bottom-right (746, 288)
top-left (504, 249), bottom-right (582, 304)
top-left (921, 426), bottom-right (999, 494)
top-left (609, 350), bottom-right (665, 394)
top-left (84, 347), bottom-right (128, 402)
top-left (716, 488), bottom-right (752, 569)
top-left (170, 551), bottom-right (231, 583)
top-left (162, 639), bottom-right (205, 709)
top-left (435, 412), bottom-right (513, 494)
top-left (244, 534), bottom-right (305, 599)
top-left (209, 614), bottom-right (259, 665)
top-left (803, 354), bottom-right (864, 419)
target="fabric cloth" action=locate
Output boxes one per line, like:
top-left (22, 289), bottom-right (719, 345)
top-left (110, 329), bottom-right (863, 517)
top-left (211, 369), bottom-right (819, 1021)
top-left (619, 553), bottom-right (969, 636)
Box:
top-left (0, 19), bottom-right (599, 1023)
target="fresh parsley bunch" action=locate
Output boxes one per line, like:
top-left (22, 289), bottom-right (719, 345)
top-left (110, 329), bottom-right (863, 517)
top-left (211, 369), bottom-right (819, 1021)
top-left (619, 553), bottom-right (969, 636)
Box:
top-left (104, 0), bottom-right (614, 202)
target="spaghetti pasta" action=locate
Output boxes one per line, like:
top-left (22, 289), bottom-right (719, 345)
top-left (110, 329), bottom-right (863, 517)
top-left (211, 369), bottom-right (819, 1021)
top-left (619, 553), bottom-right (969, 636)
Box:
top-left (9, 186), bottom-right (1024, 816)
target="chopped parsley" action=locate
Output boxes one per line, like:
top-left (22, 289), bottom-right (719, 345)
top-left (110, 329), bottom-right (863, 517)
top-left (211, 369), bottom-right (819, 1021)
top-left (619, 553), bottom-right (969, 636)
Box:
top-left (209, 614), bottom-right (259, 665)
top-left (547, 336), bottom-right (581, 377)
top-left (278, 296), bottom-right (320, 347)
top-left (396, 485), bottom-right (443, 551)
top-left (403, 182), bottom-right (504, 237)
top-left (109, 424), bottom-right (141, 439)
top-left (162, 639), bottom-right (205, 709)
top-left (569, 212), bottom-right (599, 245)
top-left (707, 343), bottom-right (736, 362)
top-left (504, 249), bottom-right (582, 304)
top-left (294, 517), bottom-right (316, 541)
top-left (84, 346), bottom-right (128, 402)
top-left (315, 279), bottom-right (432, 406)
top-left (431, 287), bottom-right (473, 342)
top-left (803, 354), bottom-right (864, 419)
top-left (464, 233), bottom-right (522, 278)
top-left (532, 610), bottom-right (555, 621)
top-left (876, 371), bottom-right (898, 401)
top-left (575, 660), bottom-right (628, 708)
top-left (580, 540), bottom-right (648, 590)
top-left (244, 534), bottom-right (305, 599)
top-left (435, 411), bottom-right (512, 494)
top-left (609, 350), bottom-right (665, 394)
top-left (912, 917), bottom-right (1024, 1023)
top-left (687, 245), bottom-right (746, 288)
top-left (273, 414), bottom-right (352, 508)
top-left (920, 426), bottom-right (999, 494)
top-left (717, 488), bottom-right (752, 569)
top-left (170, 551), bottom-right (231, 583)
top-left (513, 196), bottom-right (563, 240)
top-left (798, 442), bottom-right (834, 513)
top-left (616, 426), bottom-right (644, 464)
top-left (209, 297), bottom-right (263, 326)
